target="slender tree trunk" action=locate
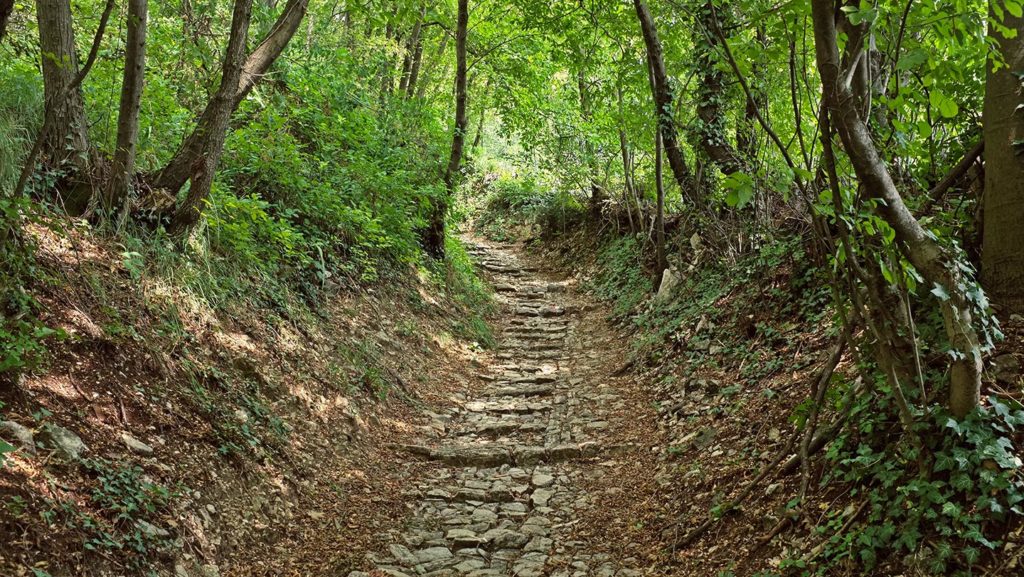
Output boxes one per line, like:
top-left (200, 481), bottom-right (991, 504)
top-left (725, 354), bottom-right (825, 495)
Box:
top-left (398, 7), bottom-right (425, 95)
top-left (616, 84), bottom-right (638, 234)
top-left (36, 0), bottom-right (92, 171)
top-left (423, 0), bottom-right (468, 259)
top-left (811, 0), bottom-right (983, 418)
top-left (167, 0), bottom-right (253, 235)
top-left (982, 7), bottom-right (1024, 314)
top-left (104, 0), bottom-right (148, 220)
top-left (647, 60), bottom-right (667, 283)
top-left (578, 69), bottom-right (603, 217)
top-left (152, 0), bottom-right (309, 195)
top-left (417, 33), bottom-right (449, 99)
top-left (633, 0), bottom-right (698, 204)
top-left (472, 101), bottom-right (486, 150)
top-left (406, 34), bottom-right (424, 98)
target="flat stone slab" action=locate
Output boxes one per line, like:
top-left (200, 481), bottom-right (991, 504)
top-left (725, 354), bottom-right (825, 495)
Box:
top-left (396, 442), bottom-right (606, 467)
top-left (488, 384), bottom-right (555, 398)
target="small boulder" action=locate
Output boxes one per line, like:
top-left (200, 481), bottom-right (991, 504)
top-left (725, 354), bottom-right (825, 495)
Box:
top-left (991, 354), bottom-right (1020, 384)
top-left (38, 424), bottom-right (88, 460)
top-left (121, 432), bottom-right (154, 455)
top-left (0, 420), bottom-right (35, 455)
top-left (531, 472), bottom-right (555, 488)
top-left (136, 519), bottom-right (171, 539)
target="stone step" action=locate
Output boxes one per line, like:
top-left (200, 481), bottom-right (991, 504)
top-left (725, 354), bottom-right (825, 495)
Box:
top-left (486, 384), bottom-right (556, 397)
top-left (515, 306), bottom-right (566, 318)
top-left (394, 441), bottom-right (611, 467)
top-left (464, 400), bottom-right (551, 414)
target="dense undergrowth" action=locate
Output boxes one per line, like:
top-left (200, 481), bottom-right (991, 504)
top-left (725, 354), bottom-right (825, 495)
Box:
top-left (473, 178), bottom-right (1024, 576)
top-left (0, 4), bottom-right (496, 574)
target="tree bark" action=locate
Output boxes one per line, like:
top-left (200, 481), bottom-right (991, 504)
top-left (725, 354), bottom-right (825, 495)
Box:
top-left (406, 33), bottom-right (424, 98)
top-left (633, 0), bottom-right (698, 204)
top-left (104, 0), bottom-right (148, 220)
top-left (616, 83), bottom-right (638, 234)
top-left (578, 69), bottom-right (603, 217)
top-left (167, 0), bottom-right (253, 235)
top-left (0, 0), bottom-right (13, 42)
top-left (416, 32), bottom-right (449, 100)
top-left (423, 0), bottom-right (468, 259)
top-left (811, 0), bottom-right (983, 418)
top-left (398, 7), bottom-right (425, 95)
top-left (36, 0), bottom-right (92, 171)
top-left (982, 7), bottom-right (1024, 314)
top-left (648, 60), bottom-right (667, 283)
top-left (695, 1), bottom-right (743, 176)
top-left (152, 0), bottom-right (309, 195)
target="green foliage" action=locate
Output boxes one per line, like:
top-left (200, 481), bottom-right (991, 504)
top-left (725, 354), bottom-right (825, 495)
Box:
top-left (0, 60), bottom-right (42, 193)
top-left (437, 236), bottom-right (496, 348)
top-left (43, 458), bottom-right (179, 571)
top-left (182, 363), bottom-right (290, 459)
top-left (592, 236), bottom-right (652, 319)
top-left (812, 397), bottom-right (1024, 575)
top-left (1, 198), bottom-right (63, 377)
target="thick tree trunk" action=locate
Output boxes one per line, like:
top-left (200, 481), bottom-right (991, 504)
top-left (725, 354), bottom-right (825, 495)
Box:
top-left (695, 1), bottom-right (743, 176)
top-left (36, 0), bottom-right (92, 171)
top-left (104, 0), bottom-right (148, 219)
top-left (423, 0), bottom-right (468, 259)
top-left (0, 0), bottom-right (13, 41)
top-left (166, 0), bottom-right (253, 235)
top-left (982, 8), bottom-right (1024, 314)
top-left (633, 0), bottom-right (698, 204)
top-left (811, 0), bottom-right (983, 418)
top-left (152, 0), bottom-right (309, 195)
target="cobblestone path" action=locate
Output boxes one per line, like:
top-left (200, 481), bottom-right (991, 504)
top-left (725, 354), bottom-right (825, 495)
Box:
top-left (349, 240), bottom-right (648, 577)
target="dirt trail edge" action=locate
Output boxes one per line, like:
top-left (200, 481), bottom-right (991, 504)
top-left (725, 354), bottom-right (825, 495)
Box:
top-left (349, 238), bottom-right (664, 577)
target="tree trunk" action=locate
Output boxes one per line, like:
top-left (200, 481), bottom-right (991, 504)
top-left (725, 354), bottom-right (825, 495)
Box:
top-left (633, 0), bottom-right (698, 204)
top-left (417, 32), bottom-right (449, 100)
top-left (423, 0), bottom-right (468, 259)
top-left (982, 7), bottom-right (1024, 314)
top-left (36, 0), bottom-right (92, 172)
top-left (104, 0), bottom-right (148, 220)
top-left (472, 100), bottom-right (486, 149)
top-left (736, 27), bottom-right (765, 162)
top-left (579, 69), bottom-right (603, 217)
top-left (152, 0), bottom-right (308, 195)
top-left (616, 83), bottom-right (638, 234)
top-left (695, 1), bottom-right (743, 176)
top-left (811, 0), bottom-right (983, 418)
top-left (648, 60), bottom-right (667, 284)
top-left (0, 0), bottom-right (13, 42)
top-left (398, 8), bottom-right (424, 95)
top-left (406, 34), bottom-right (424, 98)
top-left (166, 0), bottom-right (253, 235)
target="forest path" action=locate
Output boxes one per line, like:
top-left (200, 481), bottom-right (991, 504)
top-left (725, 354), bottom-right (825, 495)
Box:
top-left (348, 238), bottom-right (662, 577)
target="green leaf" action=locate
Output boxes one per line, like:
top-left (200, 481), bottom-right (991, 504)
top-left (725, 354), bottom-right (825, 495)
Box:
top-left (722, 172), bottom-right (755, 209)
top-left (897, 49), bottom-right (929, 71)
top-left (931, 283), bottom-right (951, 301)
top-left (929, 91), bottom-right (959, 119)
